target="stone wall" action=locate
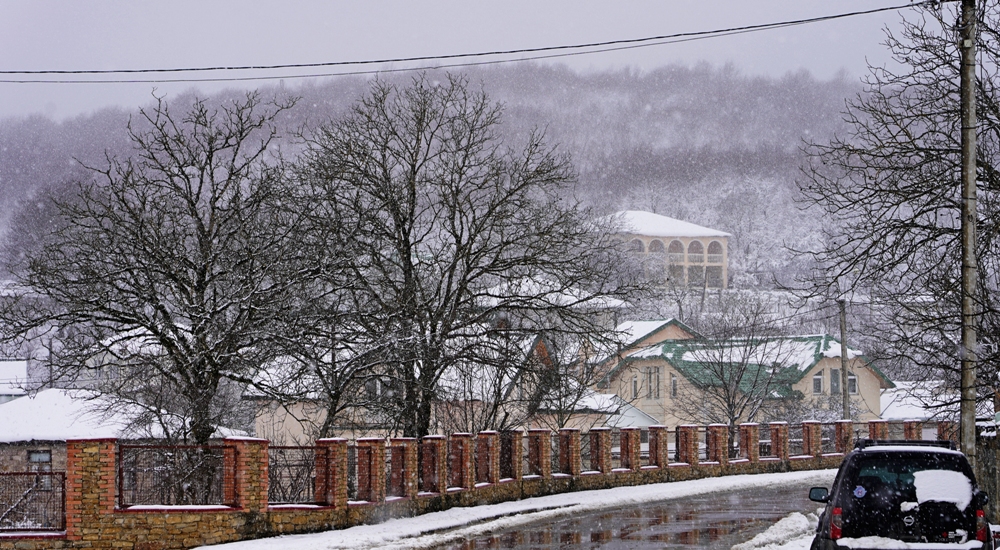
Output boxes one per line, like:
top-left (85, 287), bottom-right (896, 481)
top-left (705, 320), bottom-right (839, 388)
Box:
top-left (0, 420), bottom-right (947, 550)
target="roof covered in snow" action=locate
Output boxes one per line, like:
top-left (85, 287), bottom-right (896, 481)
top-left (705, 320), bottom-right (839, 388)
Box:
top-left (608, 210), bottom-right (730, 238)
top-left (880, 380), bottom-right (959, 421)
top-left (602, 334), bottom-right (893, 394)
top-left (0, 388), bottom-right (246, 443)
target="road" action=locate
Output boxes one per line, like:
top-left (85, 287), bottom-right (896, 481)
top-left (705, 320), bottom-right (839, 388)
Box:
top-left (432, 481), bottom-right (818, 549)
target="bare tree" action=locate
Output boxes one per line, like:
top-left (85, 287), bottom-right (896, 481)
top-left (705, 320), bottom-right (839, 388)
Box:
top-left (0, 93), bottom-right (300, 444)
top-left (295, 75), bottom-right (646, 438)
top-left (796, 3), bottom-right (1000, 413)
top-left (670, 292), bottom-right (795, 454)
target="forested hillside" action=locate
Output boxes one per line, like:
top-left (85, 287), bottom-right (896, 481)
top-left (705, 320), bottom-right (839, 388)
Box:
top-left (0, 63), bottom-right (858, 286)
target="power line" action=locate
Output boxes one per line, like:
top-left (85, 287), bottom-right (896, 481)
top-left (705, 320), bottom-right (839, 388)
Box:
top-left (0, 2), bottom-right (932, 85)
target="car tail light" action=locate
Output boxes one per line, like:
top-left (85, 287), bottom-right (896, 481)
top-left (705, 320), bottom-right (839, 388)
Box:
top-left (976, 509), bottom-right (988, 542)
top-left (831, 507), bottom-right (843, 540)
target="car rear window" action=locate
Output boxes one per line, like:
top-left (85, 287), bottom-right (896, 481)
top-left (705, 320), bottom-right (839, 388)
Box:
top-left (845, 452), bottom-right (974, 504)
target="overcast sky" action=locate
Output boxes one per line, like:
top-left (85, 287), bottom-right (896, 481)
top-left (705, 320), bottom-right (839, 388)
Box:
top-left (0, 1), bottom-right (924, 121)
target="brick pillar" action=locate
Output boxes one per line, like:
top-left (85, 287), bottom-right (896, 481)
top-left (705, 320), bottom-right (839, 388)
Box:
top-left (558, 428), bottom-right (582, 476)
top-left (388, 438), bottom-right (418, 498)
top-left (476, 431), bottom-right (500, 484)
top-left (589, 428), bottom-right (612, 473)
top-left (315, 438), bottom-right (348, 508)
top-left (224, 437), bottom-right (269, 513)
top-left (706, 424), bottom-right (729, 465)
top-left (65, 438), bottom-right (116, 541)
top-left (868, 419), bottom-right (889, 440)
top-left (499, 431), bottom-right (523, 481)
top-left (769, 422), bottom-right (789, 461)
top-left (356, 438), bottom-right (386, 503)
top-left (421, 435), bottom-right (448, 493)
top-left (835, 420), bottom-right (854, 453)
top-left (619, 428), bottom-right (642, 471)
top-left (527, 429), bottom-right (552, 478)
top-left (648, 426), bottom-right (670, 467)
top-left (447, 433), bottom-right (475, 489)
top-left (676, 425), bottom-right (700, 465)
top-left (739, 423), bottom-right (760, 462)
top-left (801, 421), bottom-right (822, 457)
top-left (903, 421), bottom-right (923, 441)
top-left (938, 421), bottom-right (959, 445)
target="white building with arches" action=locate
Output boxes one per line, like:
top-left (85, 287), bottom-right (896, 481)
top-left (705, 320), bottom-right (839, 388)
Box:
top-left (612, 210), bottom-right (730, 289)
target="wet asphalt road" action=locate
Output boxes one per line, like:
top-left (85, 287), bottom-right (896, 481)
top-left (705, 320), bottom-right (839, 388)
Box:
top-left (433, 481), bottom-right (818, 549)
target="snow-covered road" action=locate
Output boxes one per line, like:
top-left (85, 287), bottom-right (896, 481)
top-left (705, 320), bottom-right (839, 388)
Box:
top-left (200, 469), bottom-right (836, 549)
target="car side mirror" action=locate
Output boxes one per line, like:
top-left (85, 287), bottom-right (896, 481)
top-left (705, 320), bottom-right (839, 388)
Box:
top-left (809, 487), bottom-right (829, 503)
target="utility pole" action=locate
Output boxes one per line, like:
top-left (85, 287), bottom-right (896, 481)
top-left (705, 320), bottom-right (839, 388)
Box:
top-left (839, 299), bottom-right (851, 420)
top-left (959, 0), bottom-right (978, 466)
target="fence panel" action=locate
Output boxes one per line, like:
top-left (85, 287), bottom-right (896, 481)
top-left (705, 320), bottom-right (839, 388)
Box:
top-left (788, 425), bottom-right (804, 457)
top-left (0, 472), bottom-right (65, 531)
top-left (759, 425), bottom-right (777, 459)
top-left (550, 433), bottom-right (561, 475)
top-left (117, 445), bottom-right (235, 508)
top-left (610, 428), bottom-right (621, 469)
top-left (579, 433), bottom-right (593, 472)
top-left (267, 446), bottom-right (316, 504)
top-left (820, 423), bottom-right (838, 454)
top-left (346, 445), bottom-right (358, 501)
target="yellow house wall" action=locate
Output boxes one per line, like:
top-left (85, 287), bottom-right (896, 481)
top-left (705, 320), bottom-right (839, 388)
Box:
top-left (792, 357), bottom-right (883, 421)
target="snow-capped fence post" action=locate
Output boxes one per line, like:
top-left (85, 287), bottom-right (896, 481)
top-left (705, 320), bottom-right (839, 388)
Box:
top-left (619, 427), bottom-right (641, 471)
top-left (388, 438), bottom-right (418, 498)
top-left (801, 422), bottom-right (821, 457)
top-left (834, 420), bottom-right (854, 453)
top-left (420, 435), bottom-right (448, 493)
top-left (558, 428), bottom-right (582, 476)
top-left (938, 421), bottom-right (959, 445)
top-left (675, 425), bottom-right (699, 465)
top-left (65, 438), bottom-right (116, 541)
top-left (868, 419), bottom-right (888, 440)
top-left (589, 428), bottom-right (612, 473)
top-left (739, 423), bottom-right (759, 463)
top-left (527, 429), bottom-right (552, 478)
top-left (475, 431), bottom-right (500, 485)
top-left (903, 421), bottom-right (923, 440)
top-left (355, 438), bottom-right (386, 503)
top-left (768, 423), bottom-right (789, 461)
top-left (224, 437), bottom-right (269, 513)
top-left (648, 425), bottom-right (670, 467)
top-left (499, 431), bottom-right (523, 481)
top-left (314, 438), bottom-right (348, 507)
top-left (706, 424), bottom-right (728, 465)
top-left (447, 433), bottom-right (475, 490)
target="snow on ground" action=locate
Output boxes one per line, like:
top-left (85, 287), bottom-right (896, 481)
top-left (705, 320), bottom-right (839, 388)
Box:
top-left (200, 469), bottom-right (836, 550)
top-left (730, 510), bottom-right (820, 550)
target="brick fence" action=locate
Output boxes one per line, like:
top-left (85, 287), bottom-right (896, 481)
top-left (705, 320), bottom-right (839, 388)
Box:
top-left (0, 420), bottom-right (953, 550)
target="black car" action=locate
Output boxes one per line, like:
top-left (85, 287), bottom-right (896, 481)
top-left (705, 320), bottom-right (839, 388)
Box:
top-left (809, 439), bottom-right (992, 549)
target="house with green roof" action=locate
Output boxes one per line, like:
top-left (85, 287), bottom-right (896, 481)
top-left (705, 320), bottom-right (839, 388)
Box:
top-left (596, 332), bottom-right (894, 429)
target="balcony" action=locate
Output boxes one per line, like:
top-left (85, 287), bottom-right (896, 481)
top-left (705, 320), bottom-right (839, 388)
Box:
top-left (687, 253), bottom-right (704, 264)
top-left (707, 254), bottom-right (723, 264)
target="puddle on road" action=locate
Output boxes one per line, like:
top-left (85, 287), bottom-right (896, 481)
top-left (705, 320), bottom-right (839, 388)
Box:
top-left (433, 482), bottom-right (815, 549)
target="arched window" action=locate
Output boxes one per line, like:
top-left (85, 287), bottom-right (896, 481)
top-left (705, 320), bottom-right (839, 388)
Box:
top-left (707, 241), bottom-right (724, 264)
top-left (629, 239), bottom-right (645, 253)
top-left (687, 240), bottom-right (704, 263)
top-left (648, 239), bottom-right (664, 254)
top-left (667, 240), bottom-right (684, 263)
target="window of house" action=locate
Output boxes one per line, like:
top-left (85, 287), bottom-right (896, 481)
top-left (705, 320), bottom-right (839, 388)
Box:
top-left (687, 240), bottom-right (705, 263)
top-left (655, 367), bottom-right (661, 399)
top-left (670, 374), bottom-right (678, 398)
top-left (831, 368), bottom-right (841, 394)
top-left (707, 240), bottom-right (724, 263)
top-left (645, 368), bottom-right (653, 399)
top-left (632, 375), bottom-right (639, 400)
top-left (667, 240), bottom-right (685, 264)
top-left (848, 374), bottom-right (858, 394)
top-left (629, 239), bottom-right (645, 253)
top-left (687, 265), bottom-right (705, 288)
top-left (706, 266), bottom-right (723, 288)
top-left (813, 371), bottom-right (823, 394)
top-left (28, 450), bottom-right (52, 489)
top-left (648, 239), bottom-right (664, 254)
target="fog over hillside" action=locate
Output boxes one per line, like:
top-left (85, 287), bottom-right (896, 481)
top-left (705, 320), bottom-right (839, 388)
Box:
top-left (0, 63), bottom-right (858, 285)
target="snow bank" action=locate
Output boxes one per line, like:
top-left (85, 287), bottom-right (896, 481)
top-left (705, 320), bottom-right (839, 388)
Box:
top-left (730, 511), bottom-right (818, 550)
top-left (199, 469), bottom-right (836, 550)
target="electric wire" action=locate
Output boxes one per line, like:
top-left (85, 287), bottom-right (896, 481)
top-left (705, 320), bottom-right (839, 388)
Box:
top-left (0, 1), bottom-right (933, 85)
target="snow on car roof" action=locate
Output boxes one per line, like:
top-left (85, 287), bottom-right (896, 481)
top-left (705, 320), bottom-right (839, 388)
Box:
top-left (860, 445), bottom-right (964, 455)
